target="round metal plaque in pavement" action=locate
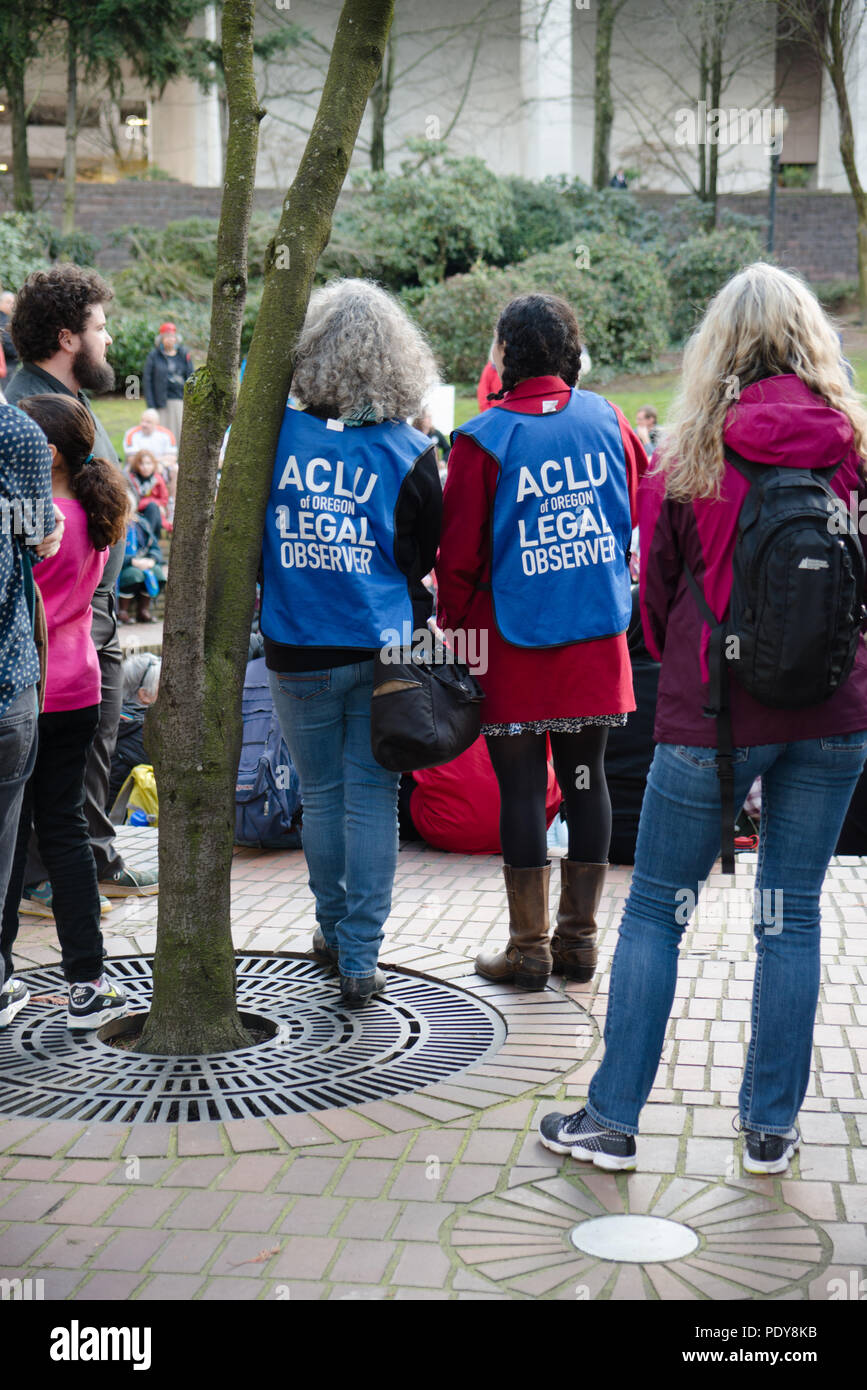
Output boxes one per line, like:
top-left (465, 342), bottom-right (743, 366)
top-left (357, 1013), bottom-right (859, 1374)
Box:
top-left (570, 1214), bottom-right (700, 1263)
top-left (0, 954), bottom-right (506, 1124)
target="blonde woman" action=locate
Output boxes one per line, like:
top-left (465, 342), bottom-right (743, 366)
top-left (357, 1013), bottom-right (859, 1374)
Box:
top-left (539, 264), bottom-right (867, 1174)
top-left (260, 279), bottom-right (441, 1007)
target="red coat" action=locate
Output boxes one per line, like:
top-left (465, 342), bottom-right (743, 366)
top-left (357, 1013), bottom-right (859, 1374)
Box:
top-left (436, 375), bottom-right (646, 725)
top-left (476, 361), bottom-right (502, 412)
top-left (411, 735), bottom-right (561, 853)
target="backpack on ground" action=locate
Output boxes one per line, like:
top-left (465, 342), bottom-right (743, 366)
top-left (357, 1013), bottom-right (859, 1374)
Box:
top-left (110, 763), bottom-right (159, 826)
top-left (235, 657), bottom-right (302, 850)
top-left (684, 446), bottom-right (866, 872)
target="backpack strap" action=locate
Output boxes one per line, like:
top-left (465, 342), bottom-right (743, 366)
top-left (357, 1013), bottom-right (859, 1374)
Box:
top-left (682, 561), bottom-right (737, 876)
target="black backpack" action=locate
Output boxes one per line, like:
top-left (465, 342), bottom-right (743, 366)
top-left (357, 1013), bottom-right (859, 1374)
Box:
top-left (684, 446), bottom-right (866, 872)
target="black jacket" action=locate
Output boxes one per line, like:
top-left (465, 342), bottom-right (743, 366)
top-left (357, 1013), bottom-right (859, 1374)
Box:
top-left (143, 345), bottom-right (194, 410)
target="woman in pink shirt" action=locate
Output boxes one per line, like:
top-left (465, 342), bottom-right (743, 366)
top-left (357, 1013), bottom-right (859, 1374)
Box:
top-left (0, 395), bottom-right (131, 1030)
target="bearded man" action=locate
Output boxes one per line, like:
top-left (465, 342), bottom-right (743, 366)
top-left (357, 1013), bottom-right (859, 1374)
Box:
top-left (6, 266), bottom-right (158, 900)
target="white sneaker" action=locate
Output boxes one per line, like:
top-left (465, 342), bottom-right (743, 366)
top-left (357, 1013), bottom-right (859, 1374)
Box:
top-left (66, 975), bottom-right (130, 1030)
top-left (0, 978), bottom-right (30, 1027)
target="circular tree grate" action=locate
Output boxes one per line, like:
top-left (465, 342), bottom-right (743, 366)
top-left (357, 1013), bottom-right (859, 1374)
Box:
top-left (0, 954), bottom-right (506, 1124)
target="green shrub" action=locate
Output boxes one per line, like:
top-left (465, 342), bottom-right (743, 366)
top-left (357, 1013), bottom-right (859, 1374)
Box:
top-left (318, 153), bottom-right (516, 290)
top-left (43, 228), bottom-right (102, 267)
top-left (0, 213), bottom-right (51, 290)
top-left (780, 164), bottom-right (811, 188)
top-left (108, 305), bottom-right (209, 390)
top-left (414, 234), bottom-right (671, 385)
top-left (812, 279), bottom-right (858, 312)
top-left (666, 226), bottom-right (766, 340)
top-left (556, 181), bottom-right (665, 248)
top-left (107, 313), bottom-right (161, 388)
top-left (497, 178), bottom-right (577, 264)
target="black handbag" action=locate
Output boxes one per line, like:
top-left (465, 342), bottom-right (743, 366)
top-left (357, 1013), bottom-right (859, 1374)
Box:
top-left (370, 645), bottom-right (485, 772)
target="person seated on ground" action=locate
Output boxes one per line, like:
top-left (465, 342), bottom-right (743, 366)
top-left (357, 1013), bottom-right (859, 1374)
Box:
top-left (398, 735), bottom-right (562, 855)
top-left (123, 407), bottom-right (176, 463)
top-left (634, 405), bottom-right (660, 458)
top-left (123, 407), bottom-right (177, 516)
top-left (604, 586), bottom-right (660, 865)
top-left (118, 500), bottom-right (167, 625)
top-left (125, 449), bottom-right (172, 535)
top-left (108, 653), bottom-right (161, 812)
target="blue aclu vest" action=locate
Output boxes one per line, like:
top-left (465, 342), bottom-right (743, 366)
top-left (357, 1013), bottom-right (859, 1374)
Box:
top-left (455, 389), bottom-right (632, 647)
top-left (261, 408), bottom-right (428, 647)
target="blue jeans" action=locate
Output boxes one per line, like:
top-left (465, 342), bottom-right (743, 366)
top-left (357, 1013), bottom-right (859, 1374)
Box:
top-left (0, 685), bottom-right (38, 992)
top-left (269, 662), bottom-right (400, 979)
top-left (587, 733), bottom-right (867, 1137)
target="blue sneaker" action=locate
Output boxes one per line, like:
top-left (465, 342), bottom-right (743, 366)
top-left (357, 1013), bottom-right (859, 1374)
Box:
top-left (22, 881), bottom-right (113, 917)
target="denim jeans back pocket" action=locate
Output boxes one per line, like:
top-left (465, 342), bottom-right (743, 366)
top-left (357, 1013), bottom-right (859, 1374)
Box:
top-left (0, 705), bottom-right (37, 783)
top-left (673, 744), bottom-right (749, 770)
top-left (820, 729), bottom-right (867, 752)
top-left (275, 670), bottom-right (331, 700)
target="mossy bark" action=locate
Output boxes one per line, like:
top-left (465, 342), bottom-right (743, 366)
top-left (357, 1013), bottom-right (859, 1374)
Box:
top-left (592, 0), bottom-right (616, 191)
top-left (7, 63), bottom-right (33, 214)
top-left (140, 0), bottom-right (395, 1055)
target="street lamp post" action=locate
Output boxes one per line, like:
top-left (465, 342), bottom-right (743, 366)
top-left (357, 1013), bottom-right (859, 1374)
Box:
top-left (767, 107), bottom-right (788, 256)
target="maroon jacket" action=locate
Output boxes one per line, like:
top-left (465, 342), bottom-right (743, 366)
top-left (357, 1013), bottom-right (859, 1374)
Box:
top-left (640, 374), bottom-right (867, 746)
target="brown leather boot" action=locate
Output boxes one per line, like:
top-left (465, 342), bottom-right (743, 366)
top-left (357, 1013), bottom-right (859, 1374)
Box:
top-left (551, 860), bottom-right (606, 982)
top-left (136, 594), bottom-right (152, 623)
top-left (117, 596), bottom-right (135, 625)
top-left (475, 863), bottom-right (552, 990)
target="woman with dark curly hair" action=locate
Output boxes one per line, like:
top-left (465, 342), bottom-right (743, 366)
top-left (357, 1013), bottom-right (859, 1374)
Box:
top-left (436, 294), bottom-right (647, 992)
top-left (0, 395), bottom-right (132, 1030)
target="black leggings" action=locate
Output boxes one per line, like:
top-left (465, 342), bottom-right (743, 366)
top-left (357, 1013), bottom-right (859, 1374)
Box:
top-left (485, 726), bottom-right (612, 868)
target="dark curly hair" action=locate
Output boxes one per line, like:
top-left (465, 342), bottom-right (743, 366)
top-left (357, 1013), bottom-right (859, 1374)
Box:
top-left (490, 294), bottom-right (583, 399)
top-left (17, 395), bottom-right (129, 550)
top-left (11, 264), bottom-right (113, 364)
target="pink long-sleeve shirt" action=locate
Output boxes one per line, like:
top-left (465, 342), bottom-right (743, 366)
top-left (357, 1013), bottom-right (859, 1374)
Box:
top-left (34, 497), bottom-right (107, 713)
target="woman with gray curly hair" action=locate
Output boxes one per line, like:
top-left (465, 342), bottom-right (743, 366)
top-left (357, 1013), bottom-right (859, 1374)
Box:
top-left (261, 279), bottom-right (442, 1007)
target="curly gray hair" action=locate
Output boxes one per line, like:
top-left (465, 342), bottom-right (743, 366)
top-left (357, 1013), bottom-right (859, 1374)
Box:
top-left (290, 278), bottom-right (440, 421)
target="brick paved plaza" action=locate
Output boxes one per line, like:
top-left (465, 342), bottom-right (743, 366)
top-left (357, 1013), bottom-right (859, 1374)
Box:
top-left (1, 828), bottom-right (865, 1302)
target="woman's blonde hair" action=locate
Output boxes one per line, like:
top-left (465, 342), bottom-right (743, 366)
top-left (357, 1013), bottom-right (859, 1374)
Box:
top-left (291, 278), bottom-right (439, 421)
top-left (655, 262), bottom-right (867, 500)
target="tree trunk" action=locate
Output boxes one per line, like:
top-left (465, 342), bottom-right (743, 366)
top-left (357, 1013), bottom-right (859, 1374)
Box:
top-left (62, 27), bottom-right (78, 235)
top-left (705, 6), bottom-right (724, 231)
top-left (368, 37), bottom-right (393, 171)
top-left (826, 0), bottom-right (867, 320)
top-left (140, 0), bottom-right (395, 1055)
top-left (592, 0), bottom-right (616, 190)
top-left (697, 37), bottom-right (708, 201)
top-left (140, 0), bottom-right (263, 1056)
top-left (6, 60), bottom-right (33, 214)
